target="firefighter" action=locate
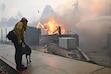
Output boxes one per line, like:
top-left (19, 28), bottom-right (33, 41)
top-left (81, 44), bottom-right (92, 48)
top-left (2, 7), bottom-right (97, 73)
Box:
top-left (13, 17), bottom-right (28, 71)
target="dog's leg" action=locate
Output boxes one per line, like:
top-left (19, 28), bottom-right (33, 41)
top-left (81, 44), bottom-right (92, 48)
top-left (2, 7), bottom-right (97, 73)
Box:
top-left (29, 54), bottom-right (31, 63)
top-left (26, 54), bottom-right (29, 65)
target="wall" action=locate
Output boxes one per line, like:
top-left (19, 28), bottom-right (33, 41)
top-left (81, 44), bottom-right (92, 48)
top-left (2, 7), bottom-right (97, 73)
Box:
top-left (25, 26), bottom-right (41, 45)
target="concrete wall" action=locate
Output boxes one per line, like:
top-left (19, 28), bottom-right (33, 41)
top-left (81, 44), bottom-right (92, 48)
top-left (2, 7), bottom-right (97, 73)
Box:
top-left (25, 26), bottom-right (41, 45)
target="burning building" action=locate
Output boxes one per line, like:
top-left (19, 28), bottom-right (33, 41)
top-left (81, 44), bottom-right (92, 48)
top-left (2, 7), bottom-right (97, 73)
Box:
top-left (23, 15), bottom-right (79, 49)
top-left (37, 17), bottom-right (66, 35)
top-left (36, 16), bottom-right (79, 49)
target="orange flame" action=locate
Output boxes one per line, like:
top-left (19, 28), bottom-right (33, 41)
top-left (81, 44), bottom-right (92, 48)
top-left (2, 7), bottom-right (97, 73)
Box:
top-left (37, 17), bottom-right (66, 35)
top-left (91, 4), bottom-right (102, 18)
top-left (92, 4), bottom-right (102, 11)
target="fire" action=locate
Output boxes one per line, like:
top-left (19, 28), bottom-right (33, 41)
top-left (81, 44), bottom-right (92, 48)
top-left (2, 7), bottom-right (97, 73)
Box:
top-left (37, 17), bottom-right (66, 35)
top-left (92, 4), bottom-right (102, 11)
top-left (91, 4), bottom-right (102, 18)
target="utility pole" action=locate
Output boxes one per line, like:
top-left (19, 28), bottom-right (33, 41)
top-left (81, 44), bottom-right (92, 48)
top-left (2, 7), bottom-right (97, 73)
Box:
top-left (5, 28), bottom-right (7, 43)
top-left (2, 3), bottom-right (5, 26)
top-left (1, 29), bottom-right (3, 43)
top-left (1, 4), bottom-right (3, 43)
top-left (1, 3), bottom-right (5, 43)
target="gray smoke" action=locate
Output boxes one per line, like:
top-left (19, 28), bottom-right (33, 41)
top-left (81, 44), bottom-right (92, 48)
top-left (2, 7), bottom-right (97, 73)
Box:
top-left (40, 5), bottom-right (54, 23)
top-left (75, 16), bottom-right (111, 50)
top-left (39, 0), bottom-right (111, 50)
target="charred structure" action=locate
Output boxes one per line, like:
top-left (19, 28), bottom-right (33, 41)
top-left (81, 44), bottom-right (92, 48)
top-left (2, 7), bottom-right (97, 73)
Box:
top-left (40, 34), bottom-right (79, 48)
top-left (25, 26), bottom-right (79, 49)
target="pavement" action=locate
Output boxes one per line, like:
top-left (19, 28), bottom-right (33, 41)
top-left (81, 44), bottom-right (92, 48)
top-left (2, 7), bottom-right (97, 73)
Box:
top-left (82, 46), bottom-right (111, 68)
top-left (0, 44), bottom-right (111, 74)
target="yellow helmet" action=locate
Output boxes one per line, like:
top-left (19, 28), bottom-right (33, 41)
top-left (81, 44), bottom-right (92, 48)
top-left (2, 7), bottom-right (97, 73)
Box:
top-left (20, 17), bottom-right (28, 22)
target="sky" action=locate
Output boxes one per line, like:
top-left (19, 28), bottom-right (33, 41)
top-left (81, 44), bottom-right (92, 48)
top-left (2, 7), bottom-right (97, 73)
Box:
top-left (0, 0), bottom-right (111, 50)
top-left (0, 0), bottom-right (74, 24)
top-left (0, 0), bottom-right (111, 26)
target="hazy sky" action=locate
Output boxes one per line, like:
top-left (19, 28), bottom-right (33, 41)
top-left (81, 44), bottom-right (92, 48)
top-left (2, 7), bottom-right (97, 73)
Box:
top-left (0, 0), bottom-right (111, 23)
top-left (0, 0), bottom-right (74, 22)
top-left (0, 0), bottom-right (111, 31)
top-left (0, 0), bottom-right (111, 29)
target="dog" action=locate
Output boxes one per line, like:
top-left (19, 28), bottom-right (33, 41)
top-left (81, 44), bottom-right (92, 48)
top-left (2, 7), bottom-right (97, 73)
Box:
top-left (22, 45), bottom-right (31, 65)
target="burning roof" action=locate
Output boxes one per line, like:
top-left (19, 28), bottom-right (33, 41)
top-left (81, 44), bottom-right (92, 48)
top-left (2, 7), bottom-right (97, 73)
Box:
top-left (37, 17), bottom-right (66, 35)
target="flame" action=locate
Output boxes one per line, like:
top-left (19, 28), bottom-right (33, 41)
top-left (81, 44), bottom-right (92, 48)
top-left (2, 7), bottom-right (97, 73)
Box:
top-left (91, 4), bottom-right (102, 18)
top-left (92, 4), bottom-right (102, 11)
top-left (37, 17), bottom-right (66, 35)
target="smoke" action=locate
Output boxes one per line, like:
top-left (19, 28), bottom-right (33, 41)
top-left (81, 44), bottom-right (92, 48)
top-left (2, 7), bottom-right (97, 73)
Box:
top-left (55, 0), bottom-right (111, 50)
top-left (75, 0), bottom-right (111, 50)
top-left (79, 0), bottom-right (111, 19)
top-left (39, 0), bottom-right (111, 50)
top-left (75, 16), bottom-right (111, 50)
top-left (34, 0), bottom-right (111, 50)
top-left (40, 5), bottom-right (54, 23)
